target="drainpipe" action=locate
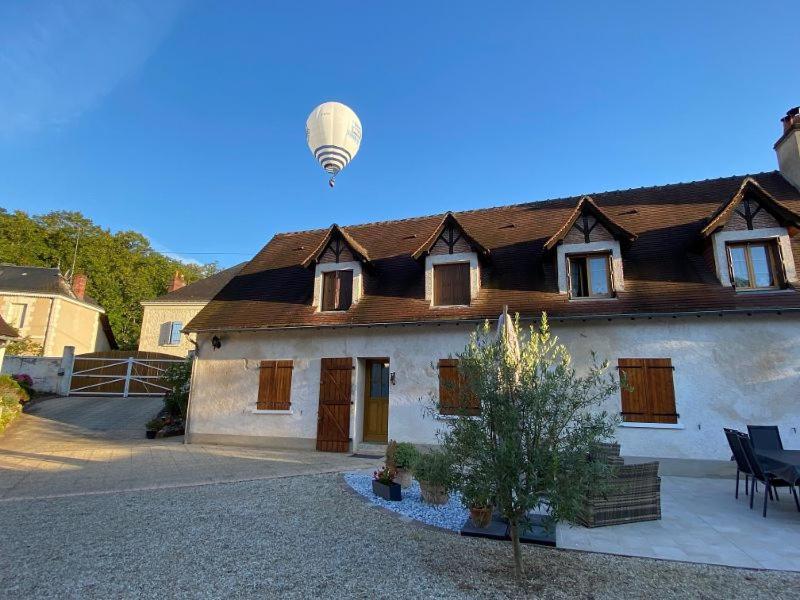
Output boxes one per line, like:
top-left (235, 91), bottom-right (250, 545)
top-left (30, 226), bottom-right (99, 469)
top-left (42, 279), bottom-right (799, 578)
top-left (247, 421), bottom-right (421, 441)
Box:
top-left (42, 298), bottom-right (58, 356)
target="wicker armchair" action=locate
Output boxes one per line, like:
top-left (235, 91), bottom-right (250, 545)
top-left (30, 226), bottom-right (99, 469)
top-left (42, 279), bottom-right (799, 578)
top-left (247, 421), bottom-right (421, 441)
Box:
top-left (578, 443), bottom-right (661, 527)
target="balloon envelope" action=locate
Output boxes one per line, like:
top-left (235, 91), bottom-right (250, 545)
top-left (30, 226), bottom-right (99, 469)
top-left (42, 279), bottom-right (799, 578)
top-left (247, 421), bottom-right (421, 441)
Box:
top-left (306, 102), bottom-right (362, 177)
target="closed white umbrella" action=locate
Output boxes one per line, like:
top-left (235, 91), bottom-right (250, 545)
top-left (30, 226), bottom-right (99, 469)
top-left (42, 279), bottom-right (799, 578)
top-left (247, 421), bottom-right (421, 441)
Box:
top-left (496, 305), bottom-right (520, 365)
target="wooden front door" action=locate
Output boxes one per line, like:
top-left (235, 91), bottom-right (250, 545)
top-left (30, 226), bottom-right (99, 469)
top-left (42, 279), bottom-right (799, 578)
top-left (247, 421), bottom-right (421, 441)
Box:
top-left (363, 360), bottom-right (389, 443)
top-left (316, 357), bottom-right (353, 452)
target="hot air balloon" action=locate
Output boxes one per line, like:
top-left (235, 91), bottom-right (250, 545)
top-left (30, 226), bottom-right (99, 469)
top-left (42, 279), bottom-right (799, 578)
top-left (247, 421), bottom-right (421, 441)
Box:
top-left (306, 101), bottom-right (362, 187)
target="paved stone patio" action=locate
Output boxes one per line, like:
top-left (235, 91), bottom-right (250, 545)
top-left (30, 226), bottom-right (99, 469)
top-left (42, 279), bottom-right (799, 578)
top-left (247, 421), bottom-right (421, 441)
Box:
top-left (0, 396), bottom-right (378, 501)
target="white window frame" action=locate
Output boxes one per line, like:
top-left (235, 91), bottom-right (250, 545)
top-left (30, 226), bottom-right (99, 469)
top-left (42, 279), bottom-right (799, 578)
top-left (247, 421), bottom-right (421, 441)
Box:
top-left (712, 227), bottom-right (797, 288)
top-left (313, 261), bottom-right (363, 312)
top-left (424, 252), bottom-right (480, 307)
top-left (556, 241), bottom-right (624, 295)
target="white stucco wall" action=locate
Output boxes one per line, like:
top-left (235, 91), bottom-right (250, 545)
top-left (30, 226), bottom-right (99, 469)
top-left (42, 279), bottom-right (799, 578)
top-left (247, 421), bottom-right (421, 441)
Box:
top-left (187, 315), bottom-right (800, 460)
top-left (1, 355), bottom-right (62, 393)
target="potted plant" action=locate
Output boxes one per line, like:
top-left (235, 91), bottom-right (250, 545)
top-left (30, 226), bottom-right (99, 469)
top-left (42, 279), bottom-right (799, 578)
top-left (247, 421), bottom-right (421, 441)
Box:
top-left (413, 449), bottom-right (454, 505)
top-left (461, 475), bottom-right (494, 528)
top-left (145, 417), bottom-right (162, 439)
top-left (386, 440), bottom-right (420, 488)
top-left (372, 465), bottom-right (402, 501)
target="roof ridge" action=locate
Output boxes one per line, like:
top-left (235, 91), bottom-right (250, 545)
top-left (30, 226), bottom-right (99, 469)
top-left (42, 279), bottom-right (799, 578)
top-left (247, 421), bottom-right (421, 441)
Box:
top-left (270, 171), bottom-right (780, 239)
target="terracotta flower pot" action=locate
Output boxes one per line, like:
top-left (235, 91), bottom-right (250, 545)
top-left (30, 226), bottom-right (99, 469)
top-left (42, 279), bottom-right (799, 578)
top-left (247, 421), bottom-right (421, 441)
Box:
top-left (419, 481), bottom-right (449, 505)
top-left (393, 468), bottom-right (413, 489)
top-left (469, 506), bottom-right (492, 528)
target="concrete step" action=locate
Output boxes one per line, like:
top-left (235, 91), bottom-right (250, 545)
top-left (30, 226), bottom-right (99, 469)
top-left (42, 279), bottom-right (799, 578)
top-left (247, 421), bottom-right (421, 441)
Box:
top-left (355, 442), bottom-right (388, 458)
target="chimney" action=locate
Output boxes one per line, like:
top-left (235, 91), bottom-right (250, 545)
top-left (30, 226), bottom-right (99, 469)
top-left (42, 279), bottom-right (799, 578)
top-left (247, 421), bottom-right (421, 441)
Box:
top-left (168, 271), bottom-right (186, 292)
top-left (775, 106), bottom-right (800, 191)
top-left (72, 273), bottom-right (87, 300)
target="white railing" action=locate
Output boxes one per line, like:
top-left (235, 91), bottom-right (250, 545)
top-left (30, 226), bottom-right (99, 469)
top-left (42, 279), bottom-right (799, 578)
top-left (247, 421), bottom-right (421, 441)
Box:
top-left (69, 356), bottom-right (185, 397)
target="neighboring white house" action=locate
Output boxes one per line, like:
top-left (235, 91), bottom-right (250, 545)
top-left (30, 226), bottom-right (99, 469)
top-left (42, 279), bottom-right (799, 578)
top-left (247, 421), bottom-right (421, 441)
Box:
top-left (183, 107), bottom-right (800, 461)
top-left (138, 265), bottom-right (245, 357)
top-left (0, 266), bottom-right (116, 356)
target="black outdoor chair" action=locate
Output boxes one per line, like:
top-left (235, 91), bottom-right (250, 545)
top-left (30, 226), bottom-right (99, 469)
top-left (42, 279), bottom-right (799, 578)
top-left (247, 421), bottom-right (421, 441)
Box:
top-left (724, 428), bottom-right (753, 499)
top-left (747, 425), bottom-right (783, 451)
top-left (735, 433), bottom-right (799, 518)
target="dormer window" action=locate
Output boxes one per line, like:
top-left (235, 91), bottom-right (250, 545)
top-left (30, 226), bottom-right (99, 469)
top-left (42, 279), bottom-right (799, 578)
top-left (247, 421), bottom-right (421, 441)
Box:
top-left (545, 196), bottom-right (636, 297)
top-left (702, 178), bottom-right (800, 289)
top-left (321, 270), bottom-right (353, 310)
top-left (303, 224), bottom-right (369, 313)
top-left (433, 263), bottom-right (470, 306)
top-left (727, 241), bottom-right (781, 290)
top-left (568, 252), bottom-right (612, 298)
top-left (412, 212), bottom-right (489, 308)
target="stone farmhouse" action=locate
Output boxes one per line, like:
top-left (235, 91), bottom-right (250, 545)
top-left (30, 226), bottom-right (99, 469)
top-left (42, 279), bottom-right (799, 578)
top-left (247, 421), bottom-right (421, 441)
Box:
top-left (183, 107), bottom-right (800, 461)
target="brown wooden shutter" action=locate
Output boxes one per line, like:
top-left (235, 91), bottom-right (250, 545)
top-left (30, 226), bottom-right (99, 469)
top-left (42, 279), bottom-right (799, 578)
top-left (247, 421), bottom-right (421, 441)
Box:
top-left (437, 358), bottom-right (479, 416)
top-left (322, 272), bottom-right (336, 311)
top-left (257, 360), bottom-right (293, 410)
top-left (337, 270), bottom-right (353, 309)
top-left (434, 263), bottom-right (470, 306)
top-left (618, 358), bottom-right (677, 424)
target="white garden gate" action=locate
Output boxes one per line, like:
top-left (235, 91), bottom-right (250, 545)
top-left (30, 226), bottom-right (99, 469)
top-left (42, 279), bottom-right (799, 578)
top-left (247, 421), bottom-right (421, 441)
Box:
top-left (68, 351), bottom-right (185, 397)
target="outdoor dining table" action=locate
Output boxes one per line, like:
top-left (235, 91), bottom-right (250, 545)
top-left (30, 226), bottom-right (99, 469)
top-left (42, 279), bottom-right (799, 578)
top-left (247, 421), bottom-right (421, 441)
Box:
top-left (756, 449), bottom-right (800, 485)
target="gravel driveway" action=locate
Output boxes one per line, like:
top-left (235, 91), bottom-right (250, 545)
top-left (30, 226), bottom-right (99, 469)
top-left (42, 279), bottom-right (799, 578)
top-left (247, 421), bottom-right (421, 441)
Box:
top-left (2, 473), bottom-right (797, 599)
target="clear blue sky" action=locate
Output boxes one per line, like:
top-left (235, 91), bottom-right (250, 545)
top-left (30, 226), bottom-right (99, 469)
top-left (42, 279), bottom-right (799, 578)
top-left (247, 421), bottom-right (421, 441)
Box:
top-left (1, 1), bottom-right (798, 268)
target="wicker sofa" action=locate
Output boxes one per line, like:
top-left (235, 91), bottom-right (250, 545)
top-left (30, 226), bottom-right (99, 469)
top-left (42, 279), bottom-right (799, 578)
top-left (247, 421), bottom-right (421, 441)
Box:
top-left (578, 443), bottom-right (662, 527)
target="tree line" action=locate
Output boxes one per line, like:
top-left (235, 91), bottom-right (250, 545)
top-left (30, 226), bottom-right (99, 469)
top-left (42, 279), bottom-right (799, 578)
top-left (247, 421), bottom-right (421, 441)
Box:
top-left (0, 209), bottom-right (217, 349)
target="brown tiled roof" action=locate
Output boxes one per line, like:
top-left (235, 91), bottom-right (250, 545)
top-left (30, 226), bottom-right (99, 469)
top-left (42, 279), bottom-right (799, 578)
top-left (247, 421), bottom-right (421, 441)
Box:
top-left (544, 195), bottom-right (637, 250)
top-left (146, 263), bottom-right (247, 303)
top-left (0, 315), bottom-right (19, 339)
top-left (185, 171), bottom-right (800, 333)
top-left (700, 177), bottom-right (800, 237)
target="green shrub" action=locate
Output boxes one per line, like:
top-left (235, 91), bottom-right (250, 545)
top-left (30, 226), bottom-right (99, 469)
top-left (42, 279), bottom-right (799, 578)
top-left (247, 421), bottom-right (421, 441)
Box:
top-left (412, 449), bottom-right (455, 489)
top-left (145, 417), bottom-right (163, 431)
top-left (0, 375), bottom-right (28, 432)
top-left (162, 358), bottom-right (192, 418)
top-left (393, 442), bottom-right (420, 470)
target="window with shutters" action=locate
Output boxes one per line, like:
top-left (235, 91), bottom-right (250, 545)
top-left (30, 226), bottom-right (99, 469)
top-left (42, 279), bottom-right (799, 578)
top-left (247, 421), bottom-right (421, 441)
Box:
top-left (433, 263), bottom-right (471, 306)
top-left (256, 360), bottom-right (294, 411)
top-left (321, 270), bottom-right (353, 311)
top-left (618, 358), bottom-right (678, 424)
top-left (438, 358), bottom-right (479, 416)
top-left (725, 240), bottom-right (782, 290)
top-left (567, 252), bottom-right (613, 298)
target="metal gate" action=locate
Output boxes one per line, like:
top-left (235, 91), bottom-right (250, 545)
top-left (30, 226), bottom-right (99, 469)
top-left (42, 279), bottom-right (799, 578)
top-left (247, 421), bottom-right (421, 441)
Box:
top-left (68, 351), bottom-right (185, 397)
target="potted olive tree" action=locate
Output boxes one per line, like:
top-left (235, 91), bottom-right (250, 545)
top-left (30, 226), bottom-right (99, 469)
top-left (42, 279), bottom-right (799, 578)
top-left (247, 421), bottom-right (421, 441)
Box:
top-left (372, 465), bottom-right (402, 501)
top-left (413, 449), bottom-right (454, 505)
top-left (386, 440), bottom-right (420, 488)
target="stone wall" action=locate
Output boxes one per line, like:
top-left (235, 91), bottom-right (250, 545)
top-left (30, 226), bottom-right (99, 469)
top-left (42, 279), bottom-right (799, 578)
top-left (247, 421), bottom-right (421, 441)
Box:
top-left (2, 355), bottom-right (64, 394)
top-left (187, 314), bottom-right (800, 460)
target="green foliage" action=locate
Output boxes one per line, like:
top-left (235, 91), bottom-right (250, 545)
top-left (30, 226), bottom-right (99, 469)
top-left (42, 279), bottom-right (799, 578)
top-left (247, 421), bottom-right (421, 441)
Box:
top-left (0, 209), bottom-right (217, 349)
top-left (0, 375), bottom-right (28, 432)
top-left (5, 337), bottom-right (43, 357)
top-left (439, 313), bottom-right (619, 578)
top-left (412, 449), bottom-right (455, 489)
top-left (162, 358), bottom-right (193, 418)
top-left (393, 442), bottom-right (420, 470)
top-left (385, 440), bottom-right (420, 470)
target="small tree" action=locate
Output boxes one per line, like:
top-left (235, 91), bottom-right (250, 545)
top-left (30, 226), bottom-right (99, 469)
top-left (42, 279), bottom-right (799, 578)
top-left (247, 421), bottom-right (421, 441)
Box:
top-left (440, 313), bottom-right (619, 579)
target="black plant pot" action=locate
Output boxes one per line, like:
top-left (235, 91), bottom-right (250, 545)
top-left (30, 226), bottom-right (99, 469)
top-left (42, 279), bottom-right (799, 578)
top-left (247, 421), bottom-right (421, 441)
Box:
top-left (145, 430), bottom-right (158, 439)
top-left (372, 479), bottom-right (402, 501)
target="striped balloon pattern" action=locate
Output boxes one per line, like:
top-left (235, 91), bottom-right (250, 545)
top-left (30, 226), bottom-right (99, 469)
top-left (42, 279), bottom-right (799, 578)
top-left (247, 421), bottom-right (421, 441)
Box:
top-left (306, 102), bottom-right (362, 180)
